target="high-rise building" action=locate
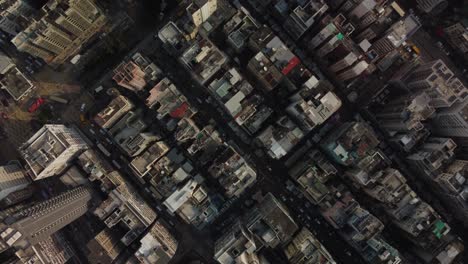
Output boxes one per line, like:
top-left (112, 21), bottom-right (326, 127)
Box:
top-left (370, 15), bottom-right (421, 58)
top-left (434, 160), bottom-right (468, 222)
top-left (432, 99), bottom-right (468, 138)
top-left (20, 125), bottom-right (89, 180)
top-left (11, 0), bottom-right (107, 65)
top-left (406, 137), bottom-right (457, 180)
top-left (329, 52), bottom-right (358, 73)
top-left (336, 60), bottom-right (368, 81)
top-left (375, 92), bottom-right (435, 133)
top-left (444, 22), bottom-right (468, 55)
top-left (0, 186), bottom-right (93, 251)
top-left (283, 0), bottom-right (329, 40)
top-left (0, 163), bottom-right (30, 201)
top-left (416, 0), bottom-right (448, 14)
top-left (392, 60), bottom-right (468, 108)
top-left (187, 0), bottom-right (217, 27)
top-left (0, 0), bottom-right (34, 35)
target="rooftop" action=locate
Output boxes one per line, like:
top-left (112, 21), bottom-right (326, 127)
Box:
top-left (246, 193), bottom-right (299, 248)
top-left (130, 141), bottom-right (170, 177)
top-left (180, 36), bottom-right (227, 84)
top-left (0, 66), bottom-right (34, 101)
top-left (247, 52), bottom-right (283, 91)
top-left (20, 125), bottom-right (87, 179)
top-left (158, 22), bottom-right (188, 52)
top-left (94, 95), bottom-right (134, 129)
top-left (208, 146), bottom-right (257, 198)
top-left (321, 122), bottom-right (380, 166)
top-left (146, 78), bottom-right (194, 119)
top-left (257, 117), bottom-right (304, 159)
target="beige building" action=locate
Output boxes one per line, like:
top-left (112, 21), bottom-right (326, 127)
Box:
top-left (187, 0), bottom-right (217, 27)
top-left (11, 0), bottom-right (107, 65)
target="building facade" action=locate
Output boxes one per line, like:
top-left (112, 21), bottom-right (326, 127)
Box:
top-left (0, 186), bottom-right (93, 251)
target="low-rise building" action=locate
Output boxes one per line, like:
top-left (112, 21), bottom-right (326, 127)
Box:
top-left (180, 36), bottom-right (227, 84)
top-left (284, 227), bottom-right (336, 264)
top-left (146, 78), bottom-right (195, 120)
top-left (247, 52), bottom-right (283, 91)
top-left (223, 8), bottom-right (259, 51)
top-left (158, 22), bottom-right (190, 55)
top-left (94, 171), bottom-right (158, 246)
top-left (256, 116), bottom-right (304, 160)
top-left (208, 146), bottom-right (256, 198)
top-left (94, 95), bottom-right (134, 129)
top-left (163, 178), bottom-right (224, 229)
top-left (134, 220), bottom-right (178, 264)
top-left (0, 62), bottom-right (35, 101)
top-left (286, 77), bottom-right (341, 132)
top-left (289, 150), bottom-right (337, 205)
top-left (130, 141), bottom-right (170, 178)
top-left (113, 53), bottom-right (161, 92)
top-left (86, 228), bottom-right (124, 264)
top-left (214, 193), bottom-right (299, 263)
top-left (321, 122), bottom-right (380, 166)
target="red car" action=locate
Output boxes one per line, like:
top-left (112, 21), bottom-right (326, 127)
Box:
top-left (28, 98), bottom-right (45, 113)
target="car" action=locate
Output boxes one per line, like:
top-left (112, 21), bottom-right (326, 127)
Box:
top-left (28, 98), bottom-right (45, 113)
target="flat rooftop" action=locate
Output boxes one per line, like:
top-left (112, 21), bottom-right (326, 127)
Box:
top-left (130, 142), bottom-right (170, 177)
top-left (180, 37), bottom-right (227, 83)
top-left (94, 95), bottom-right (133, 128)
top-left (0, 67), bottom-right (34, 101)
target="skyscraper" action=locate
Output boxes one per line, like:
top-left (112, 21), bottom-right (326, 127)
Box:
top-left (432, 99), bottom-right (468, 138)
top-left (20, 125), bottom-right (89, 180)
top-left (416, 0), bottom-right (448, 14)
top-left (11, 0), bottom-right (106, 65)
top-left (0, 186), bottom-right (93, 251)
top-left (0, 163), bottom-right (30, 201)
top-left (391, 60), bottom-right (468, 108)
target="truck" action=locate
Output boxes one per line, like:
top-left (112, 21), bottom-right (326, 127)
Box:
top-left (96, 143), bottom-right (111, 157)
top-left (49, 96), bottom-right (69, 104)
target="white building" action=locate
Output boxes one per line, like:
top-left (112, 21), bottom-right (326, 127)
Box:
top-left (0, 163), bottom-right (30, 201)
top-left (20, 125), bottom-right (88, 180)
